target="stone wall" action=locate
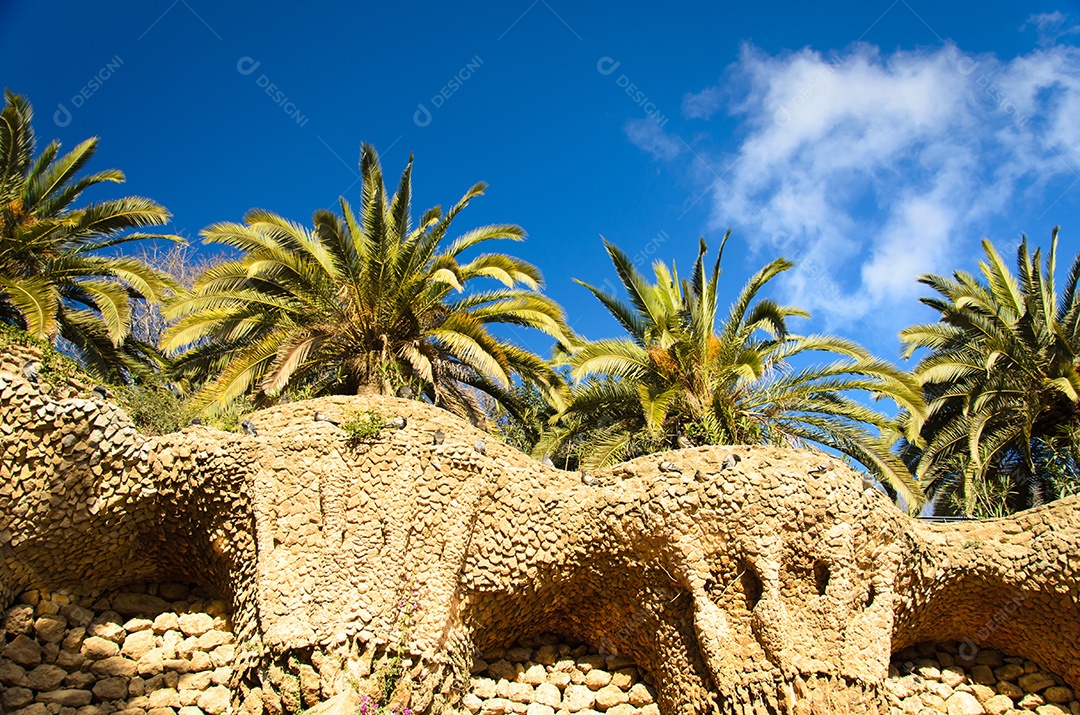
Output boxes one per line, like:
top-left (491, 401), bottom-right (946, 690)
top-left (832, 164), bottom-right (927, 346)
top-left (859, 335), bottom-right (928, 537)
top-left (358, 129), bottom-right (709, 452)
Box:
top-left (8, 590), bottom-right (1076, 715)
top-left (1, 585), bottom-right (234, 715)
top-left (2, 347), bottom-right (1080, 715)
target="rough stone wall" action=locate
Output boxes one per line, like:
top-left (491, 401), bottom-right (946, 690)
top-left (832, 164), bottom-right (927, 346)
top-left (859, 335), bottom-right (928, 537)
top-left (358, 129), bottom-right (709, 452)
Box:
top-left (2, 348), bottom-right (1079, 715)
top-left (1, 585), bottom-right (235, 715)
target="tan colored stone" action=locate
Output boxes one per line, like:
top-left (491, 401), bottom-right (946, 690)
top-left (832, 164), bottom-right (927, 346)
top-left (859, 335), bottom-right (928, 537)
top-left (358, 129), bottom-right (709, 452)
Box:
top-left (93, 677), bottom-right (131, 700)
top-left (90, 655), bottom-right (138, 677)
top-left (25, 664), bottom-right (68, 690)
top-left (37, 690), bottom-right (93, 707)
top-left (534, 682), bottom-right (561, 708)
top-left (2, 687), bottom-right (34, 710)
top-left (946, 691), bottom-right (985, 715)
top-left (1045, 688), bottom-right (1075, 705)
top-left (562, 685), bottom-right (595, 712)
top-left (82, 635), bottom-right (121, 660)
top-left (4, 634), bottom-right (43, 666)
top-left (593, 684), bottom-right (628, 710)
top-left (119, 629), bottom-right (157, 661)
top-left (982, 694), bottom-right (1014, 715)
top-left (177, 614), bottom-right (213, 638)
top-left (196, 687), bottom-right (231, 715)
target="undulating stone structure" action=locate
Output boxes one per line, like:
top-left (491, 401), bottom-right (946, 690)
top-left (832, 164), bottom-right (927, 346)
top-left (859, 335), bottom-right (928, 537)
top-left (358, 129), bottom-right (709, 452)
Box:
top-left (1, 346), bottom-right (1078, 715)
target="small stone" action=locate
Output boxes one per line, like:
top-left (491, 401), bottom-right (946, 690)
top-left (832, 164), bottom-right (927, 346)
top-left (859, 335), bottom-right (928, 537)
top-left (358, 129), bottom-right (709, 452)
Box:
top-left (506, 647), bottom-right (532, 663)
top-left (1036, 706), bottom-right (1069, 715)
top-left (480, 699), bottom-right (511, 715)
top-left (606, 706), bottom-right (636, 715)
top-left (1021, 674), bottom-right (1058, 694)
top-left (177, 614), bottom-right (214, 638)
top-left (2, 687), bottom-right (34, 710)
top-left (158, 584), bottom-right (190, 601)
top-left (178, 708), bottom-right (205, 715)
top-left (594, 684), bottom-right (629, 710)
top-left (1020, 693), bottom-right (1048, 710)
top-left (942, 667), bottom-right (968, 688)
top-left (522, 663), bottom-right (547, 686)
top-left (153, 614), bottom-right (179, 635)
top-left (149, 689), bottom-right (180, 709)
top-left (971, 666), bottom-right (997, 686)
top-left (970, 684), bottom-right (997, 703)
top-left (983, 694), bottom-right (1013, 715)
top-left (138, 648), bottom-right (165, 676)
top-left (55, 650), bottom-right (84, 670)
top-left (197, 687), bottom-right (231, 715)
top-left (585, 669), bottom-right (612, 690)
top-left (488, 660), bottom-right (519, 682)
top-left (90, 656), bottom-right (138, 677)
top-left (534, 683), bottom-right (561, 708)
top-left (60, 606), bottom-right (94, 628)
top-left (14, 704), bottom-right (50, 715)
top-left (472, 677), bottom-right (497, 699)
top-left (5, 604), bottom-right (36, 635)
top-left (627, 683), bottom-right (654, 706)
top-left (975, 651), bottom-right (1004, 668)
top-left (122, 631), bottom-right (158, 661)
top-left (93, 678), bottom-right (131, 700)
top-left (945, 691), bottom-right (984, 715)
top-left (999, 681), bottom-right (1024, 699)
top-left (178, 672), bottom-right (212, 691)
top-left (0, 659), bottom-right (28, 686)
top-left (535, 646), bottom-right (558, 666)
top-left (525, 705), bottom-right (554, 715)
top-left (562, 685), bottom-right (595, 712)
top-left (4, 635), bottom-right (43, 666)
top-left (87, 619), bottom-right (125, 644)
top-left (507, 682), bottom-right (534, 703)
top-left (112, 594), bottom-right (170, 618)
top-left (64, 672), bottom-right (97, 689)
top-left (124, 619), bottom-right (154, 633)
top-left (995, 664), bottom-right (1026, 682)
top-left (547, 671), bottom-right (571, 689)
top-left (36, 690), bottom-right (94, 707)
top-left (26, 664), bottom-right (68, 690)
top-left (1045, 689), bottom-right (1075, 705)
top-left (462, 694), bottom-right (483, 714)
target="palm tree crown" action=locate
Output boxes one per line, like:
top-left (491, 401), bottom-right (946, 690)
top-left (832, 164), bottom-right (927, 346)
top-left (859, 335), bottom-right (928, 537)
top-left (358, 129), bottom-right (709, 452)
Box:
top-left (0, 90), bottom-right (180, 379)
top-left (900, 229), bottom-right (1080, 516)
top-left (541, 235), bottom-right (926, 509)
top-left (164, 144), bottom-right (572, 421)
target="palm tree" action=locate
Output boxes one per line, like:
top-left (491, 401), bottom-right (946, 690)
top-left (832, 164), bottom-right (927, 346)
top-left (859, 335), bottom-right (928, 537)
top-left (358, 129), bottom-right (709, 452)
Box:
top-left (0, 90), bottom-right (180, 380)
top-left (164, 144), bottom-right (572, 422)
top-left (899, 228), bottom-right (1080, 516)
top-left (540, 234), bottom-right (927, 509)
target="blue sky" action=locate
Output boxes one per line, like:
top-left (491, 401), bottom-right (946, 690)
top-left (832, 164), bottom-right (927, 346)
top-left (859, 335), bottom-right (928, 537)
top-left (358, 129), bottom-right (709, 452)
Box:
top-left (3, 0), bottom-right (1080, 363)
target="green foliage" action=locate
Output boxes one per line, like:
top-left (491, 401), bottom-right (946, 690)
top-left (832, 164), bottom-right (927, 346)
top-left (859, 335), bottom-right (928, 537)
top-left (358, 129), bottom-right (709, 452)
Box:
top-left (0, 322), bottom-right (86, 385)
top-left (341, 410), bottom-right (386, 442)
top-left (114, 383), bottom-right (187, 435)
top-left (900, 228), bottom-right (1080, 515)
top-left (544, 234), bottom-right (927, 511)
top-left (163, 144), bottom-right (572, 422)
top-left (0, 91), bottom-right (182, 382)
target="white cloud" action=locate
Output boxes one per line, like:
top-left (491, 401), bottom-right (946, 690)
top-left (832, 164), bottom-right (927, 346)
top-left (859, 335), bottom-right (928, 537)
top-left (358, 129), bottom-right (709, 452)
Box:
top-left (682, 87), bottom-right (724, 119)
top-left (671, 42), bottom-right (1080, 342)
top-left (624, 117), bottom-right (683, 161)
top-left (1022, 12), bottom-right (1080, 46)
